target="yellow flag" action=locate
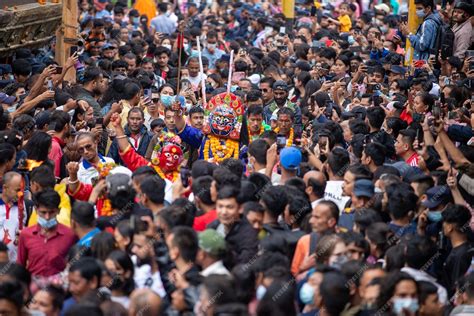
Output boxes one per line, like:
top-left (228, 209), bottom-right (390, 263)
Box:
top-left (283, 0), bottom-right (295, 19)
top-left (134, 0), bottom-right (156, 27)
top-left (404, 0), bottom-right (422, 66)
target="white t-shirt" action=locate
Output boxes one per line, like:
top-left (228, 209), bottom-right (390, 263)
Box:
top-left (324, 180), bottom-right (350, 213)
top-left (77, 155), bottom-right (116, 185)
top-left (0, 201), bottom-right (27, 261)
top-left (188, 73), bottom-right (207, 91)
top-left (132, 256), bottom-right (166, 298)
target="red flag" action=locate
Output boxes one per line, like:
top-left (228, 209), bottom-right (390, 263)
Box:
top-left (177, 33), bottom-right (184, 50)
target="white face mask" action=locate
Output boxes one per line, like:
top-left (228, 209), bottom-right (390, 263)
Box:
top-left (393, 298), bottom-right (419, 314)
top-left (162, 44), bottom-right (172, 50)
top-left (207, 43), bottom-right (217, 50)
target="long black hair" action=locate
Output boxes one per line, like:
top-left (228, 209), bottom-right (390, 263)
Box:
top-left (24, 131), bottom-right (52, 162)
top-left (106, 250), bottom-right (135, 296)
top-left (376, 271), bottom-right (418, 313)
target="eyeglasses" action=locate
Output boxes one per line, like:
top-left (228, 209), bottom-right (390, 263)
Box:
top-left (152, 98), bottom-right (160, 103)
top-left (260, 88), bottom-right (269, 93)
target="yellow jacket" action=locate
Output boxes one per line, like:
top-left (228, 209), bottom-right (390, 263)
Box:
top-left (27, 183), bottom-right (72, 227)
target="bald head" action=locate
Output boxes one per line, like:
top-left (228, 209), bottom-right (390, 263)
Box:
top-left (129, 289), bottom-right (162, 316)
top-left (304, 170), bottom-right (327, 200)
top-left (304, 170), bottom-right (326, 185)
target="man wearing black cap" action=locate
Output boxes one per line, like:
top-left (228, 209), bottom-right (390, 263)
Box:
top-left (263, 80), bottom-right (302, 134)
top-left (452, 1), bottom-right (473, 59)
top-left (387, 65), bottom-right (406, 85)
top-left (0, 64), bottom-right (12, 82)
top-left (101, 43), bottom-right (117, 61)
top-left (0, 93), bottom-right (16, 113)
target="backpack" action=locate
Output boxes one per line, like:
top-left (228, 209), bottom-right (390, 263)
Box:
top-left (426, 16), bottom-right (455, 59)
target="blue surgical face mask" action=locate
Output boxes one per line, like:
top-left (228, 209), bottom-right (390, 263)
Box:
top-left (348, 35), bottom-right (355, 45)
top-left (416, 9), bottom-right (426, 18)
top-left (6, 106), bottom-right (16, 113)
top-left (299, 282), bottom-right (315, 305)
top-left (428, 211), bottom-right (443, 222)
top-left (37, 217), bottom-right (58, 229)
top-left (190, 50), bottom-right (199, 58)
top-left (132, 17), bottom-right (140, 24)
top-left (256, 285), bottom-right (266, 300)
top-left (393, 298), bottom-right (419, 314)
top-left (380, 26), bottom-right (388, 33)
top-left (160, 95), bottom-right (174, 107)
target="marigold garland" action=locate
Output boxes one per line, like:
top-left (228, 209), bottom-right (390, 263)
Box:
top-left (204, 135), bottom-right (239, 163)
top-left (97, 162), bottom-right (117, 178)
top-left (273, 127), bottom-right (294, 147)
top-left (96, 162), bottom-right (117, 217)
top-left (101, 199), bottom-right (113, 217)
top-left (248, 125), bottom-right (264, 142)
top-left (154, 165), bottom-right (179, 182)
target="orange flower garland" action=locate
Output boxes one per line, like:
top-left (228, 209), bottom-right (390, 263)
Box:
top-left (248, 125), bottom-right (264, 142)
top-left (96, 162), bottom-right (118, 217)
top-left (154, 165), bottom-right (179, 182)
top-left (204, 135), bottom-right (239, 163)
top-left (101, 199), bottom-right (113, 217)
top-left (273, 127), bottom-right (294, 147)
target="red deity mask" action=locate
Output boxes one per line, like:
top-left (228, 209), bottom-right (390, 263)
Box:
top-left (159, 144), bottom-right (183, 171)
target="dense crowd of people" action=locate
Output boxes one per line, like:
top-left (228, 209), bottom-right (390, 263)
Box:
top-left (0, 0), bottom-right (473, 315)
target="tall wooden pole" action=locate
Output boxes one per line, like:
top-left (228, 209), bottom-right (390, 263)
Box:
top-left (56, 0), bottom-right (77, 83)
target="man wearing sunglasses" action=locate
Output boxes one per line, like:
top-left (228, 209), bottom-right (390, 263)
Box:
top-left (76, 132), bottom-right (116, 184)
top-left (259, 77), bottom-right (275, 108)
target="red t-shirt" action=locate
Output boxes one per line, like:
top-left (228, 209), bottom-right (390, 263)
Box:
top-left (400, 109), bottom-right (413, 125)
top-left (406, 152), bottom-right (420, 167)
top-left (17, 224), bottom-right (77, 277)
top-left (193, 209), bottom-right (217, 232)
top-left (48, 137), bottom-right (65, 178)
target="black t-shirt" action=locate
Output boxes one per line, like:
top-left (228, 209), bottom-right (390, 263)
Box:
top-left (442, 241), bottom-right (472, 296)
